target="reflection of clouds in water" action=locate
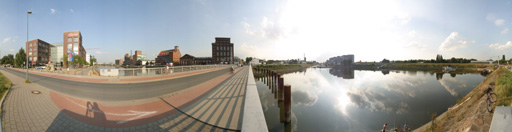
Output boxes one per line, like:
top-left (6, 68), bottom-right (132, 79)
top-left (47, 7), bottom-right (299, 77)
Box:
top-left (381, 76), bottom-right (428, 97)
top-left (291, 90), bottom-right (318, 106)
top-left (347, 90), bottom-right (409, 114)
top-left (284, 69), bottom-right (331, 94)
top-left (439, 76), bottom-right (467, 96)
top-left (259, 84), bottom-right (277, 111)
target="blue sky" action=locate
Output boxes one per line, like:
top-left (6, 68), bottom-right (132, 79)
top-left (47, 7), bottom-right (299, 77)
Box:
top-left (1, 0), bottom-right (512, 63)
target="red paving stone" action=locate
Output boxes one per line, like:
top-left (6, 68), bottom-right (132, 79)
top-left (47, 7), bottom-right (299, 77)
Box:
top-left (49, 67), bottom-right (244, 128)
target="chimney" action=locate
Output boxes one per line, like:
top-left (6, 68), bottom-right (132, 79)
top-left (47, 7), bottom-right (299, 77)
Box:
top-left (175, 46), bottom-right (179, 50)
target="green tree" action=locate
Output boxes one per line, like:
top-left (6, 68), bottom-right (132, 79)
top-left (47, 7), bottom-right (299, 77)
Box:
top-left (381, 58), bottom-right (390, 63)
top-left (14, 48), bottom-right (26, 67)
top-left (90, 57), bottom-right (96, 66)
top-left (1, 54), bottom-right (15, 65)
top-left (436, 54), bottom-right (444, 63)
top-left (502, 55), bottom-right (506, 62)
top-left (63, 54), bottom-right (68, 68)
top-left (246, 57), bottom-right (253, 64)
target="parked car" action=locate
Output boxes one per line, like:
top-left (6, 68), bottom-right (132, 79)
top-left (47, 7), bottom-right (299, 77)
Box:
top-left (35, 66), bottom-right (46, 69)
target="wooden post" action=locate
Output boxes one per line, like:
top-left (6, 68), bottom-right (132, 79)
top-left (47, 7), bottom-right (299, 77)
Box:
top-left (266, 69), bottom-right (270, 89)
top-left (278, 77), bottom-right (284, 102)
top-left (284, 85), bottom-right (291, 123)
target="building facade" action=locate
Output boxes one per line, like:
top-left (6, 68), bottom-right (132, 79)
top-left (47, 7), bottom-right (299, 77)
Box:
top-left (63, 31), bottom-right (86, 68)
top-left (180, 54), bottom-right (212, 65)
top-left (211, 37), bottom-right (234, 64)
top-left (50, 43), bottom-right (63, 67)
top-left (26, 39), bottom-right (51, 66)
top-left (155, 46), bottom-right (181, 65)
top-left (115, 59), bottom-right (124, 65)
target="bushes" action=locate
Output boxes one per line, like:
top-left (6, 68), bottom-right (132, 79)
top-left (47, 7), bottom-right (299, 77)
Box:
top-left (494, 67), bottom-right (512, 106)
top-left (0, 72), bottom-right (12, 96)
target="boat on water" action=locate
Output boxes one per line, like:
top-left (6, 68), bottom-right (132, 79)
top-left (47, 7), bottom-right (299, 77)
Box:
top-left (443, 66), bottom-right (456, 73)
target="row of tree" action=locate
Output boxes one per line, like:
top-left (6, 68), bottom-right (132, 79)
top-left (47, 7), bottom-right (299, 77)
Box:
top-left (0, 48), bottom-right (27, 67)
top-left (382, 54), bottom-right (478, 63)
top-left (1, 47), bottom-right (96, 67)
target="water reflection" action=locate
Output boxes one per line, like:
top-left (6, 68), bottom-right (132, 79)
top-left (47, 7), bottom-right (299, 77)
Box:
top-left (328, 67), bottom-right (354, 79)
top-left (256, 68), bottom-right (485, 131)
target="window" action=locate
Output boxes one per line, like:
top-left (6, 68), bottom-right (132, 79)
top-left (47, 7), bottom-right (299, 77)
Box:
top-left (34, 57), bottom-right (37, 61)
top-left (29, 57), bottom-right (32, 61)
top-left (73, 37), bottom-right (79, 42)
top-left (29, 52), bottom-right (32, 55)
top-left (74, 43), bottom-right (79, 49)
top-left (39, 42), bottom-right (41, 46)
top-left (216, 47), bottom-right (219, 50)
top-left (29, 48), bottom-right (32, 51)
top-left (68, 44), bottom-right (72, 50)
top-left (73, 46), bottom-right (78, 52)
top-left (29, 43), bottom-right (32, 47)
top-left (68, 38), bottom-right (72, 42)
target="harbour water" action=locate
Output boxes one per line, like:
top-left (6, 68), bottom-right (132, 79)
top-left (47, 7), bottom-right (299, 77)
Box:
top-left (255, 68), bottom-right (485, 131)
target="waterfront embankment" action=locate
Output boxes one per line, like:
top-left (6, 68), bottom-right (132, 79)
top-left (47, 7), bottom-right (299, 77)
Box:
top-left (414, 67), bottom-right (512, 132)
top-left (253, 64), bottom-right (313, 75)
top-left (354, 63), bottom-right (494, 71)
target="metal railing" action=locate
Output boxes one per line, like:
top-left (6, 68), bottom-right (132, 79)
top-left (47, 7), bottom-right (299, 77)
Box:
top-left (115, 65), bottom-right (230, 77)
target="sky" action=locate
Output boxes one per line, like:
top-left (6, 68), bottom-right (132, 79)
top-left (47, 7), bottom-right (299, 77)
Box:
top-left (1, 0), bottom-right (512, 63)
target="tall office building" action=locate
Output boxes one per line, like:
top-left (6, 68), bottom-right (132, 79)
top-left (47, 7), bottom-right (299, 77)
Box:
top-left (211, 37), bottom-right (234, 64)
top-left (63, 31), bottom-right (86, 67)
top-left (26, 39), bottom-right (51, 66)
top-left (50, 43), bottom-right (64, 66)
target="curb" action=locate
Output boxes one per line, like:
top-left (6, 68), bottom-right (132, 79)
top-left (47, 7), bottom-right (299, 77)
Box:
top-left (0, 69), bottom-right (14, 132)
top-left (241, 65), bottom-right (268, 132)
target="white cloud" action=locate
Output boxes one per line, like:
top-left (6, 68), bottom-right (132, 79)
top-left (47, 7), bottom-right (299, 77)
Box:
top-left (495, 19), bottom-right (505, 26)
top-left (95, 51), bottom-right (103, 54)
top-left (70, 9), bottom-right (74, 12)
top-left (2, 37), bottom-right (11, 44)
top-left (50, 8), bottom-right (56, 14)
top-left (9, 49), bottom-right (15, 52)
top-left (438, 32), bottom-right (468, 51)
top-left (242, 16), bottom-right (284, 40)
top-left (501, 28), bottom-right (509, 34)
top-left (405, 41), bottom-right (427, 50)
top-left (489, 41), bottom-right (512, 50)
top-left (486, 14), bottom-right (496, 21)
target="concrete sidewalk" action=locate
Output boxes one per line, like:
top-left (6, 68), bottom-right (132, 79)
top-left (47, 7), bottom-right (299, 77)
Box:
top-left (1, 66), bottom-right (249, 131)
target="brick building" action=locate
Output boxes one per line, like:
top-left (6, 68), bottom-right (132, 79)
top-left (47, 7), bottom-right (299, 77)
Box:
top-left (63, 31), bottom-right (86, 68)
top-left (155, 46), bottom-right (181, 65)
top-left (212, 37), bottom-right (234, 64)
top-left (26, 39), bottom-right (51, 66)
top-left (180, 54), bottom-right (212, 65)
top-left (115, 59), bottom-right (123, 65)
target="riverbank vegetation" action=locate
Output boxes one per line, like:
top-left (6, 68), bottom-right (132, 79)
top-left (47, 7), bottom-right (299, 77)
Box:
top-left (354, 62), bottom-right (493, 71)
top-left (418, 66), bottom-right (512, 131)
top-left (253, 64), bottom-right (313, 75)
top-left (494, 67), bottom-right (512, 106)
top-left (0, 72), bottom-right (12, 115)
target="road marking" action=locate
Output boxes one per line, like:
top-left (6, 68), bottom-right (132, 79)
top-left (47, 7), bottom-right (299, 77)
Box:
top-left (64, 96), bottom-right (157, 124)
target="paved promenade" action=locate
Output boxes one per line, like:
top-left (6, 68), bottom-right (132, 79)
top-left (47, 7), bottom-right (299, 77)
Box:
top-left (0, 66), bottom-right (249, 131)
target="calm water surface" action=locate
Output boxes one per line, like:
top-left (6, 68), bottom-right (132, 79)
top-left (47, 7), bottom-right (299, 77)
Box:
top-left (255, 68), bottom-right (485, 132)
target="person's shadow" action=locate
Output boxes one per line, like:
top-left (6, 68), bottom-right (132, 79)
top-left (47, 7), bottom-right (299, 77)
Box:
top-left (85, 101), bottom-right (107, 121)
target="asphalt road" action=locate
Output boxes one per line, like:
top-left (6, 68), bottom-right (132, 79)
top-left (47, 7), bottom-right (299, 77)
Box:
top-left (0, 67), bottom-right (232, 101)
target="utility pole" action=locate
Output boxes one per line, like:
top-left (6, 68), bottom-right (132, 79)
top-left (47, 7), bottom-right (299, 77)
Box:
top-left (26, 10), bottom-right (32, 82)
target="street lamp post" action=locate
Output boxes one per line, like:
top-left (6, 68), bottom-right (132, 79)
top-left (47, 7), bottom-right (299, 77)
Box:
top-left (26, 10), bottom-right (31, 81)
